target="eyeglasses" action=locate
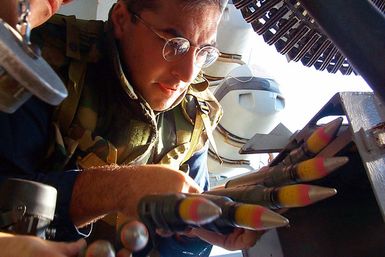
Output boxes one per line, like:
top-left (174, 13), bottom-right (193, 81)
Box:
top-left (133, 14), bottom-right (220, 68)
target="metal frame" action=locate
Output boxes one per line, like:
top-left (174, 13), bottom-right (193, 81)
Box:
top-left (244, 91), bottom-right (385, 257)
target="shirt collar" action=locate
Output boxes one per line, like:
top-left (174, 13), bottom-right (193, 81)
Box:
top-left (106, 24), bottom-right (139, 100)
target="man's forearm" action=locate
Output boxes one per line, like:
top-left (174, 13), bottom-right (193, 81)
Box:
top-left (69, 165), bottom-right (131, 227)
top-left (69, 164), bottom-right (201, 227)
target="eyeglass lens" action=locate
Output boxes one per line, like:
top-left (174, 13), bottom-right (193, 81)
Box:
top-left (163, 38), bottom-right (219, 68)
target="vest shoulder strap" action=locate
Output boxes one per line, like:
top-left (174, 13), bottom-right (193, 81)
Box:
top-left (46, 14), bottom-right (105, 134)
top-left (180, 87), bottom-right (223, 164)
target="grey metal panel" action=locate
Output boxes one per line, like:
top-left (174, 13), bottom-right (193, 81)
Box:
top-left (242, 92), bottom-right (385, 257)
top-left (339, 92), bottom-right (385, 220)
top-left (240, 123), bottom-right (293, 154)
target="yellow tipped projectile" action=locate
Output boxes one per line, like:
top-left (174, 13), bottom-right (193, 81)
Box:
top-left (296, 156), bottom-right (349, 181)
top-left (306, 117), bottom-right (343, 154)
top-left (234, 203), bottom-right (289, 230)
top-left (225, 156), bottom-right (349, 188)
top-left (138, 194), bottom-right (222, 233)
top-left (277, 184), bottom-right (337, 208)
top-left (282, 117), bottom-right (343, 166)
top-left (178, 196), bottom-right (222, 225)
top-left (205, 183), bottom-right (337, 209)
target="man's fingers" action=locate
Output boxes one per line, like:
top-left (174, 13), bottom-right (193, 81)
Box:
top-left (190, 227), bottom-right (227, 246)
top-left (235, 229), bottom-right (264, 249)
top-left (156, 228), bottom-right (175, 238)
top-left (117, 248), bottom-right (132, 257)
top-left (191, 228), bottom-right (265, 251)
top-left (56, 239), bottom-right (87, 256)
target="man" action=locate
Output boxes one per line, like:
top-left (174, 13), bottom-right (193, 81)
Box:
top-left (0, 232), bottom-right (86, 257)
top-left (0, 0), bottom-right (261, 256)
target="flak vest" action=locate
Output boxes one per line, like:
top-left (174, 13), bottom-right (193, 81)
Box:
top-left (33, 14), bottom-right (223, 241)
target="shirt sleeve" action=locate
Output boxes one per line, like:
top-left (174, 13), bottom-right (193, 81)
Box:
top-left (185, 143), bottom-right (210, 191)
top-left (0, 97), bottom-right (89, 241)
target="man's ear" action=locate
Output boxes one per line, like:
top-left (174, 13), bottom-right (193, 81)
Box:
top-left (110, 1), bottom-right (130, 39)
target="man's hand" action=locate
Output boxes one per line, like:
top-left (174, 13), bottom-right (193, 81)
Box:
top-left (188, 227), bottom-right (265, 251)
top-left (0, 233), bottom-right (86, 257)
top-left (70, 164), bottom-right (201, 227)
top-left (116, 248), bottom-right (133, 257)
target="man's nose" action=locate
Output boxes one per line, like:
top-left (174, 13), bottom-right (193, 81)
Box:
top-left (170, 50), bottom-right (199, 83)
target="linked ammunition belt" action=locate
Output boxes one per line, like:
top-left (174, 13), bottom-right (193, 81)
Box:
top-left (232, 0), bottom-right (385, 75)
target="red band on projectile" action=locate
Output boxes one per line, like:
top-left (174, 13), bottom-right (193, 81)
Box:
top-left (315, 127), bottom-right (332, 146)
top-left (187, 198), bottom-right (201, 222)
top-left (251, 207), bottom-right (263, 228)
top-left (299, 184), bottom-right (312, 205)
top-left (315, 157), bottom-right (328, 177)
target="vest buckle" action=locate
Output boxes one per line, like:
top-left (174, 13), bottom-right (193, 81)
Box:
top-left (197, 100), bottom-right (210, 115)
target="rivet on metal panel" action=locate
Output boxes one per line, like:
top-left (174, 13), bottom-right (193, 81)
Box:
top-left (371, 122), bottom-right (385, 148)
top-left (357, 128), bottom-right (376, 153)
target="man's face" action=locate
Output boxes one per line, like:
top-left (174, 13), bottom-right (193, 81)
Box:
top-left (1, 0), bottom-right (71, 28)
top-left (111, 0), bottom-right (221, 111)
top-left (29, 0), bottom-right (72, 27)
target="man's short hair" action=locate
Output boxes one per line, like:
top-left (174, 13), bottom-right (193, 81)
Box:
top-left (123, 0), bottom-right (228, 14)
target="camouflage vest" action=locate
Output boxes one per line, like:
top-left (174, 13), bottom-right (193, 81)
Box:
top-left (34, 14), bottom-right (222, 174)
